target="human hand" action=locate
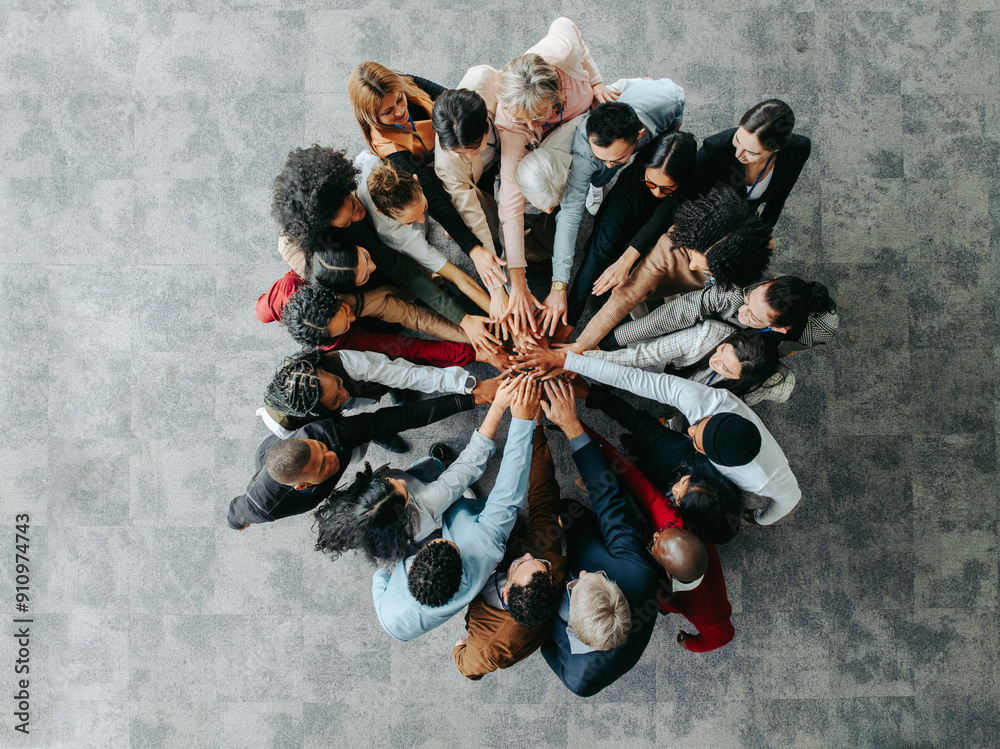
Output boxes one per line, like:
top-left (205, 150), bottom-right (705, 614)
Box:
top-left (488, 288), bottom-right (511, 342)
top-left (454, 637), bottom-right (468, 648)
top-left (540, 379), bottom-right (582, 437)
top-left (570, 377), bottom-right (590, 399)
top-left (592, 82), bottom-right (621, 104)
top-left (510, 375), bottom-right (541, 420)
top-left (677, 630), bottom-right (695, 650)
top-left (743, 509), bottom-right (761, 526)
top-left (513, 340), bottom-right (567, 375)
top-left (475, 345), bottom-right (513, 373)
top-left (490, 374), bottom-right (521, 413)
top-left (539, 288), bottom-right (568, 337)
top-left (470, 246), bottom-right (508, 290)
top-left (592, 249), bottom-right (639, 296)
top-left (460, 314), bottom-right (503, 356)
top-left (502, 275), bottom-right (545, 336)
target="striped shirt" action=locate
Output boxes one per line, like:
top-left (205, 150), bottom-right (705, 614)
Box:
top-left (611, 278), bottom-right (839, 357)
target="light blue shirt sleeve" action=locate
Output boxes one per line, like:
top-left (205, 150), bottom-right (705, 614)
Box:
top-left (472, 418), bottom-right (536, 559)
top-left (550, 78), bottom-right (685, 284)
top-left (411, 430), bottom-right (496, 527)
top-left (569, 432), bottom-right (592, 452)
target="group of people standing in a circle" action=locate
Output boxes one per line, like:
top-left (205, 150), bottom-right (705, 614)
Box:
top-left (228, 17), bottom-right (839, 696)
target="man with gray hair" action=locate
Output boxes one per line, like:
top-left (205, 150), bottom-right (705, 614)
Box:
top-left (538, 380), bottom-right (661, 696)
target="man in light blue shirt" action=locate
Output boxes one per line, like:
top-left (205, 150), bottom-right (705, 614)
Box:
top-left (372, 376), bottom-right (541, 642)
top-left (541, 78), bottom-right (686, 335)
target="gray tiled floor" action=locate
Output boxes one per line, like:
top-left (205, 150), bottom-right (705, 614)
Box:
top-left (0, 2), bottom-right (998, 747)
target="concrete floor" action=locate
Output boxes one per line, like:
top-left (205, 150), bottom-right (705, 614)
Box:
top-left (0, 1), bottom-right (998, 747)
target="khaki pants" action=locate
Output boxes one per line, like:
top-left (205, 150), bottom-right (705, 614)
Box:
top-left (356, 286), bottom-right (469, 343)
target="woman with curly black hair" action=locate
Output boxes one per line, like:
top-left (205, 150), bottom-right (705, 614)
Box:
top-left (314, 379), bottom-right (516, 566)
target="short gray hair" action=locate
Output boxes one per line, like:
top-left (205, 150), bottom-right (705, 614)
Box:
top-left (568, 574), bottom-right (631, 651)
top-left (498, 54), bottom-right (561, 121)
top-left (516, 149), bottom-right (570, 211)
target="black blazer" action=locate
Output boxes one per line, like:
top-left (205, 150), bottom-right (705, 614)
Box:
top-left (540, 439), bottom-right (661, 697)
top-left (696, 127), bottom-right (811, 227)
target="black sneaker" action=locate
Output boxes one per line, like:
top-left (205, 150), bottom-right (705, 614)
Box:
top-left (374, 435), bottom-right (409, 454)
top-left (430, 442), bottom-right (456, 467)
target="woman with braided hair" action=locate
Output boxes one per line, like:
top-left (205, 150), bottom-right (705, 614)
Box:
top-left (258, 347), bottom-right (500, 436)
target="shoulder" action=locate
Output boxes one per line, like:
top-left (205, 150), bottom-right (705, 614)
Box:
top-left (702, 128), bottom-right (737, 152)
top-left (529, 17), bottom-right (586, 75)
top-left (779, 134), bottom-right (812, 164)
top-left (457, 65), bottom-right (501, 108)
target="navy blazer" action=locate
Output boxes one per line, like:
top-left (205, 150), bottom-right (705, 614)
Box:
top-left (696, 127), bottom-right (811, 227)
top-left (540, 439), bottom-right (661, 697)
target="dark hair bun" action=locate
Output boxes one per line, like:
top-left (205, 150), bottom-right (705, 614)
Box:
top-left (808, 282), bottom-right (834, 313)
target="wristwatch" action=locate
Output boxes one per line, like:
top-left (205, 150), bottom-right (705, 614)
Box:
top-left (551, 281), bottom-right (567, 291)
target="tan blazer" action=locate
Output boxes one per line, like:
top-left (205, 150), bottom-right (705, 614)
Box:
top-left (452, 427), bottom-right (567, 679)
top-left (434, 65), bottom-right (502, 256)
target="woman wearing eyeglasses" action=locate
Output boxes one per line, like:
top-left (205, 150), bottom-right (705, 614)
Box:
top-left (696, 99), bottom-right (811, 227)
top-left (348, 62), bottom-right (502, 289)
top-left (564, 130), bottom-right (698, 329)
top-left (493, 17), bottom-right (619, 337)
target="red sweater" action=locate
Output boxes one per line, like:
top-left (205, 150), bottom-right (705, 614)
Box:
top-left (661, 539), bottom-right (734, 653)
top-left (589, 425), bottom-right (733, 653)
top-left (254, 271), bottom-right (476, 367)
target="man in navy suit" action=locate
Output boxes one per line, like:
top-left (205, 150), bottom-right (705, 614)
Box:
top-left (538, 379), bottom-right (662, 697)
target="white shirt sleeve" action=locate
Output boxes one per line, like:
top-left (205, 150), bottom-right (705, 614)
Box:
top-left (337, 350), bottom-right (473, 395)
top-left (354, 152), bottom-right (449, 273)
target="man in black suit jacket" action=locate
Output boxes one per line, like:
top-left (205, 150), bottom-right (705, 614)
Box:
top-left (538, 380), bottom-right (661, 697)
top-left (227, 393), bottom-right (477, 530)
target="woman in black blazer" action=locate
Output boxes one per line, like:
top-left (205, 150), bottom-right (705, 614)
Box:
top-left (696, 99), bottom-right (810, 227)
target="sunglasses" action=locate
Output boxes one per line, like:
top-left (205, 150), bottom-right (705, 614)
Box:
top-left (643, 178), bottom-right (678, 196)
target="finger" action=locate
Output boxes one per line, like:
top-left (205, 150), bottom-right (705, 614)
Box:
top-left (494, 256), bottom-right (507, 267)
top-left (539, 399), bottom-right (552, 418)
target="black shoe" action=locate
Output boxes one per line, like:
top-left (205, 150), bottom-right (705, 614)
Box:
top-left (374, 435), bottom-right (409, 454)
top-left (430, 442), bottom-right (456, 467)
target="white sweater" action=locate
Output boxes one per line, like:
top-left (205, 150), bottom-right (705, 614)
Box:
top-left (566, 353), bottom-right (801, 525)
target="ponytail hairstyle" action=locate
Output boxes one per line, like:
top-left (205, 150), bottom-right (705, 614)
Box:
top-left (432, 89), bottom-right (490, 151)
top-left (308, 232), bottom-right (361, 292)
top-left (674, 454), bottom-right (745, 545)
top-left (313, 462), bottom-right (414, 565)
top-left (763, 276), bottom-right (836, 328)
top-left (739, 99), bottom-right (796, 152)
top-left (665, 329), bottom-right (782, 400)
top-left (638, 130), bottom-right (698, 198)
top-left (264, 350), bottom-right (325, 419)
top-left (366, 160), bottom-right (422, 220)
top-left (669, 185), bottom-right (773, 289)
top-left (497, 53), bottom-right (561, 121)
top-left (348, 62), bottom-right (426, 151)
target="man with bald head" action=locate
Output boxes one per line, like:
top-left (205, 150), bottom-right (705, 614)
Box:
top-left (648, 526), bottom-right (735, 652)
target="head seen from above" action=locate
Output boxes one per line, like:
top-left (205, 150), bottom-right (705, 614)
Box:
top-left (367, 160), bottom-right (428, 224)
top-left (498, 53), bottom-right (561, 125)
top-left (313, 462), bottom-right (412, 566)
top-left (586, 102), bottom-right (644, 169)
top-left (647, 528), bottom-right (709, 584)
top-left (408, 538), bottom-right (464, 608)
top-left (432, 88), bottom-right (490, 159)
top-left (271, 146), bottom-right (359, 254)
top-left (264, 350), bottom-right (352, 419)
top-left (567, 571), bottom-right (631, 651)
top-left (639, 129), bottom-right (697, 199)
top-left (349, 62), bottom-right (427, 146)
top-left (668, 185), bottom-right (773, 289)
top-left (503, 554), bottom-right (561, 626)
top-left (309, 235), bottom-right (376, 291)
top-left (737, 276), bottom-right (835, 334)
top-left (734, 99), bottom-right (796, 164)
top-left (688, 413), bottom-right (762, 467)
top-left (265, 437), bottom-right (340, 490)
top-left (281, 285), bottom-right (356, 348)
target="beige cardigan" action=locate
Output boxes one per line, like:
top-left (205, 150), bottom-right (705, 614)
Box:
top-left (433, 65), bottom-right (502, 256)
